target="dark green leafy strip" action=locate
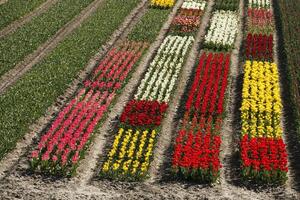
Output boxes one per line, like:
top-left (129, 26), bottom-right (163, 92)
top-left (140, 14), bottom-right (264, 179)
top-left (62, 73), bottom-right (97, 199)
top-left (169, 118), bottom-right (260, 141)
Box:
top-left (276, 0), bottom-right (300, 133)
top-left (0, 0), bottom-right (140, 160)
top-left (214, 0), bottom-right (239, 11)
top-left (0, 0), bottom-right (46, 30)
top-left (0, 0), bottom-right (95, 77)
top-left (127, 8), bottom-right (170, 42)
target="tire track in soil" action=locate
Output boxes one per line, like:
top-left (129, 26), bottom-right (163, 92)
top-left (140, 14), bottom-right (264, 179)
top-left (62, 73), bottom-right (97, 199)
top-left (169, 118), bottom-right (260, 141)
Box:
top-left (0, 0), bottom-right (59, 38)
top-left (146, 0), bottom-right (215, 183)
top-left (271, 0), bottom-right (300, 198)
top-left (219, 0), bottom-right (245, 187)
top-left (0, 0), bottom-right (147, 182)
top-left (0, 0), bottom-right (105, 95)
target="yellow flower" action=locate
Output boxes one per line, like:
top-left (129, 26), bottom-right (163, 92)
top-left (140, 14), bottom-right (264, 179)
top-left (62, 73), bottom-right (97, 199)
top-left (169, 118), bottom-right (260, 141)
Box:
top-left (241, 60), bottom-right (284, 139)
top-left (150, 0), bottom-right (175, 8)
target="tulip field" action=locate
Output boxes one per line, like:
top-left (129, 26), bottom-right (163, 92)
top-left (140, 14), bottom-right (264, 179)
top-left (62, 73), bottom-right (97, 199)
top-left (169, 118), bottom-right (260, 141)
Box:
top-left (0, 0), bottom-right (299, 199)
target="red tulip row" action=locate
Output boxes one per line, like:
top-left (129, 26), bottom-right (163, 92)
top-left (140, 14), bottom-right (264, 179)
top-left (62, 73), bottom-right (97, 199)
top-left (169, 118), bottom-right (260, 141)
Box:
top-left (172, 52), bottom-right (230, 182)
top-left (247, 8), bottom-right (274, 34)
top-left (240, 135), bottom-right (288, 183)
top-left (185, 52), bottom-right (230, 116)
top-left (29, 41), bottom-right (147, 176)
top-left (245, 33), bottom-right (273, 61)
top-left (120, 100), bottom-right (168, 127)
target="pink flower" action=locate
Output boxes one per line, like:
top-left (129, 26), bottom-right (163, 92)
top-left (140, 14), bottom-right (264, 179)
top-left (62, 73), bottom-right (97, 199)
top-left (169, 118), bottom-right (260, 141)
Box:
top-left (31, 150), bottom-right (39, 159)
top-left (52, 155), bottom-right (58, 162)
top-left (42, 152), bottom-right (49, 161)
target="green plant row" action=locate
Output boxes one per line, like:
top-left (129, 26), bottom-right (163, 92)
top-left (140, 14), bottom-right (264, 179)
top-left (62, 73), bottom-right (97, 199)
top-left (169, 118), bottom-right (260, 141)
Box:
top-left (0, 0), bottom-right (46, 30)
top-left (127, 8), bottom-right (170, 43)
top-left (0, 0), bottom-right (96, 78)
top-left (214, 0), bottom-right (239, 11)
top-left (0, 0), bottom-right (141, 160)
top-left (276, 0), bottom-right (300, 136)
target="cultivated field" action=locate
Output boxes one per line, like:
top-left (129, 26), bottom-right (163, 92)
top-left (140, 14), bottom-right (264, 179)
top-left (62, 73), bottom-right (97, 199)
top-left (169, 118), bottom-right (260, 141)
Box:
top-left (0, 0), bottom-right (299, 199)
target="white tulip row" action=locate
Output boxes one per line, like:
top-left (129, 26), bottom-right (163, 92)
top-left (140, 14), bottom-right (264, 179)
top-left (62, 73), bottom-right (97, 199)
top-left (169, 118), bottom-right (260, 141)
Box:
top-left (181, 0), bottom-right (206, 11)
top-left (204, 10), bottom-right (238, 48)
top-left (134, 35), bottom-right (194, 103)
top-left (248, 0), bottom-right (270, 8)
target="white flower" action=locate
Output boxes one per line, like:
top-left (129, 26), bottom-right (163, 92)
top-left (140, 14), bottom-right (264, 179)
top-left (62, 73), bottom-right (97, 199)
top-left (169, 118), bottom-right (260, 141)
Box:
top-left (134, 35), bottom-right (194, 103)
top-left (181, 0), bottom-right (206, 11)
top-left (204, 10), bottom-right (238, 49)
top-left (249, 0), bottom-right (270, 8)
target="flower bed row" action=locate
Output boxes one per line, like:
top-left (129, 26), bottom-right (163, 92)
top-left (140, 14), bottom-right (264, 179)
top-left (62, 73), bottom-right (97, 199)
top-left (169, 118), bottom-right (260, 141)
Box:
top-left (214, 0), bottom-right (239, 11)
top-left (245, 33), bottom-right (273, 61)
top-left (171, 52), bottom-right (230, 182)
top-left (100, 0), bottom-right (207, 181)
top-left (134, 35), bottom-right (194, 102)
top-left (204, 10), bottom-right (238, 51)
top-left (170, 0), bottom-right (206, 34)
top-left (247, 8), bottom-right (274, 34)
top-left (239, 0), bottom-right (288, 184)
top-left (248, 0), bottom-right (270, 9)
top-left (240, 61), bottom-right (288, 183)
top-left (30, 42), bottom-right (148, 176)
top-left (150, 0), bottom-right (175, 8)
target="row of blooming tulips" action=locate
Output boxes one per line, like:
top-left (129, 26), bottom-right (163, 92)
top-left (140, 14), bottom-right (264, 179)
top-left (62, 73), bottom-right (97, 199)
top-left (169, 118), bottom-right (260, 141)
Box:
top-left (204, 10), bottom-right (238, 51)
top-left (171, 0), bottom-right (207, 34)
top-left (135, 35), bottom-right (194, 102)
top-left (172, 52), bottom-right (230, 182)
top-left (100, 0), bottom-right (206, 181)
top-left (247, 8), bottom-right (274, 34)
top-left (150, 0), bottom-right (175, 8)
top-left (245, 33), bottom-right (273, 61)
top-left (169, 0), bottom-right (241, 183)
top-left (240, 61), bottom-right (288, 183)
top-left (29, 42), bottom-right (148, 176)
top-left (248, 0), bottom-right (270, 9)
top-left (239, 0), bottom-right (288, 183)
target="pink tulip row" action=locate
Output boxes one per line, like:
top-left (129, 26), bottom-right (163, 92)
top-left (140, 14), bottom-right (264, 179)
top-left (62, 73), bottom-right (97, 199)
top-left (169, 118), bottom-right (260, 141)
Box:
top-left (30, 41), bottom-right (148, 176)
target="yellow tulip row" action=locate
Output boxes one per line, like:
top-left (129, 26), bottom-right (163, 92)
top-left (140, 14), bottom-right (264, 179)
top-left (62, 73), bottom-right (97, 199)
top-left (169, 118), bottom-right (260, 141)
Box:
top-left (150, 0), bottom-right (175, 8)
top-left (101, 127), bottom-right (157, 179)
top-left (241, 60), bottom-right (283, 138)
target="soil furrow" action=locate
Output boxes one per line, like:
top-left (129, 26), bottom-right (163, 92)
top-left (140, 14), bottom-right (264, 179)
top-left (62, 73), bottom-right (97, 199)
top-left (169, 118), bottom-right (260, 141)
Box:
top-left (0, 0), bottom-right (146, 181)
top-left (147, 0), bottom-right (215, 182)
top-left (0, 0), bottom-right (105, 95)
top-left (0, 0), bottom-right (58, 38)
top-left (219, 0), bottom-right (245, 186)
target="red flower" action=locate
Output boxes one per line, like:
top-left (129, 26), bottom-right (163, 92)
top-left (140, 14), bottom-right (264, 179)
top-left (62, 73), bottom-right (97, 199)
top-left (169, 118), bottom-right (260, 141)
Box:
top-left (120, 100), bottom-right (168, 127)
